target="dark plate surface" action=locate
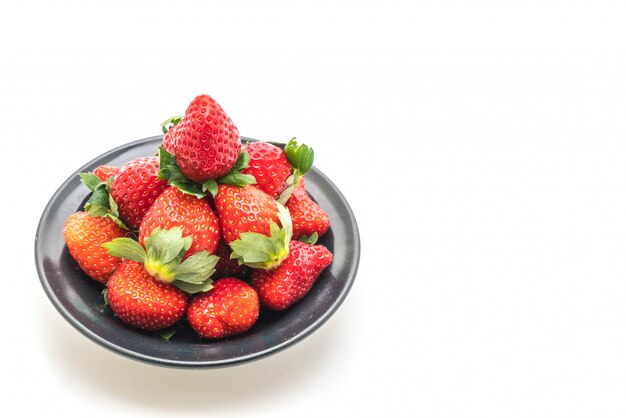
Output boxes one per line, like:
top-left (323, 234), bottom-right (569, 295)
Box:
top-left (35, 136), bottom-right (360, 368)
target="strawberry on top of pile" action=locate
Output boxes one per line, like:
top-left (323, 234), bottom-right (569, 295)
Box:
top-left (63, 94), bottom-right (332, 339)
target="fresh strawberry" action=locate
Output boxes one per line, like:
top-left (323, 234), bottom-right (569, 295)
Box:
top-left (107, 260), bottom-right (189, 331)
top-left (157, 145), bottom-right (256, 200)
top-left (252, 240), bottom-right (333, 310)
top-left (218, 187), bottom-right (294, 270)
top-left (162, 125), bottom-right (178, 154)
top-left (109, 157), bottom-right (168, 229)
top-left (214, 240), bottom-right (248, 278)
top-left (223, 196), bottom-right (292, 270)
top-left (93, 165), bottom-right (120, 182)
top-left (241, 141), bottom-right (292, 198)
top-left (104, 226), bottom-right (219, 296)
top-left (160, 114), bottom-right (183, 154)
top-left (168, 94), bottom-right (241, 183)
top-left (138, 186), bottom-right (220, 257)
top-left (187, 277), bottom-right (259, 339)
top-left (214, 184), bottom-right (279, 244)
top-left (286, 178), bottom-right (330, 240)
top-left (63, 212), bottom-right (127, 284)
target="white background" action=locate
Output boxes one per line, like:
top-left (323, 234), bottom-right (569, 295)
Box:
top-left (3, 0), bottom-right (626, 416)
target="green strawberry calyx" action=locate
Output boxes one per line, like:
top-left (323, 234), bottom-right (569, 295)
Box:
top-left (157, 325), bottom-right (180, 341)
top-left (276, 138), bottom-right (314, 205)
top-left (79, 172), bottom-right (128, 229)
top-left (102, 226), bottom-right (218, 294)
top-left (285, 137), bottom-right (314, 177)
top-left (229, 203), bottom-right (293, 270)
top-left (158, 146), bottom-right (256, 199)
top-left (160, 114), bottom-right (183, 134)
top-left (298, 232), bottom-right (319, 245)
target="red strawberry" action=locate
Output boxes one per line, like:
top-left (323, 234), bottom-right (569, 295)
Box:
top-left (63, 212), bottom-right (127, 284)
top-left (139, 187), bottom-right (220, 257)
top-left (286, 178), bottom-right (330, 239)
top-left (187, 277), bottom-right (259, 339)
top-left (107, 260), bottom-right (188, 331)
top-left (214, 240), bottom-right (248, 278)
top-left (162, 124), bottom-right (178, 154)
top-left (252, 240), bottom-right (333, 310)
top-left (160, 114), bottom-right (183, 154)
top-left (214, 184), bottom-right (279, 245)
top-left (104, 227), bottom-right (219, 295)
top-left (170, 94), bottom-right (241, 183)
top-left (93, 165), bottom-right (120, 182)
top-left (217, 186), bottom-right (294, 270)
top-left (242, 141), bottom-right (292, 198)
top-left (110, 157), bottom-right (168, 229)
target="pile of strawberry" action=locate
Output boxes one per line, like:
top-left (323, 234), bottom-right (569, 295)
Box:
top-left (63, 94), bottom-right (332, 340)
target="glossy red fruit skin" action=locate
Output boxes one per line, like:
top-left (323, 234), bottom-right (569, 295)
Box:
top-left (187, 277), bottom-right (259, 339)
top-left (252, 241), bottom-right (333, 310)
top-left (214, 240), bottom-right (248, 278)
top-left (171, 94), bottom-right (241, 183)
top-left (93, 165), bottom-right (120, 182)
top-left (110, 157), bottom-right (168, 230)
top-left (162, 122), bottom-right (179, 154)
top-left (286, 180), bottom-right (330, 239)
top-left (139, 187), bottom-right (220, 257)
top-left (242, 142), bottom-right (291, 198)
top-left (107, 260), bottom-right (188, 332)
top-left (63, 212), bottom-right (127, 284)
top-left (214, 184), bottom-right (279, 244)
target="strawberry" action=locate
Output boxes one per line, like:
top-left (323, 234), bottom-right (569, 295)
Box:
top-left (214, 240), bottom-right (248, 279)
top-left (160, 114), bottom-right (183, 154)
top-left (214, 184), bottom-right (281, 245)
top-left (138, 186), bottom-right (220, 257)
top-left (162, 125), bottom-right (178, 154)
top-left (252, 240), bottom-right (333, 310)
top-left (104, 226), bottom-right (219, 295)
top-left (110, 157), bottom-right (168, 229)
top-left (187, 277), bottom-right (259, 339)
top-left (93, 165), bottom-right (120, 182)
top-left (168, 94), bottom-right (241, 183)
top-left (286, 178), bottom-right (330, 240)
top-left (216, 186), bottom-right (294, 269)
top-left (107, 260), bottom-right (188, 331)
top-left (63, 212), bottom-right (127, 284)
top-left (157, 132), bottom-right (255, 200)
top-left (241, 141), bottom-right (292, 198)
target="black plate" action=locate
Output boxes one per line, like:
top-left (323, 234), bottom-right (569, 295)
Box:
top-left (35, 136), bottom-right (360, 368)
